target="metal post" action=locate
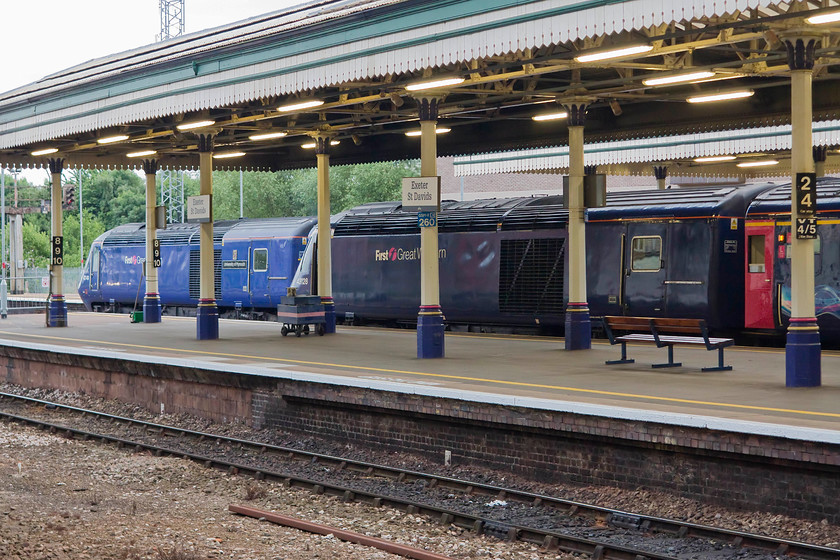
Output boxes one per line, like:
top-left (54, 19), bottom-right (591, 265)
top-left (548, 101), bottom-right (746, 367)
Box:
top-left (415, 96), bottom-right (445, 358)
top-left (0, 167), bottom-right (6, 319)
top-left (563, 101), bottom-right (591, 350)
top-left (196, 133), bottom-right (219, 340)
top-left (783, 35), bottom-right (820, 387)
top-left (239, 169), bottom-right (244, 219)
top-left (47, 157), bottom-right (67, 327)
top-left (143, 159), bottom-right (162, 323)
top-left (314, 134), bottom-right (336, 333)
top-left (78, 170), bottom-right (83, 265)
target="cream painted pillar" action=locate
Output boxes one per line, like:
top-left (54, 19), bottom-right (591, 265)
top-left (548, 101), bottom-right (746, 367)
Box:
top-left (415, 96), bottom-right (445, 358)
top-left (143, 158), bottom-right (162, 323)
top-left (783, 35), bottom-right (820, 387)
top-left (563, 102), bottom-right (590, 350)
top-left (47, 157), bottom-right (67, 327)
top-left (314, 134), bottom-right (336, 333)
top-left (196, 133), bottom-right (219, 340)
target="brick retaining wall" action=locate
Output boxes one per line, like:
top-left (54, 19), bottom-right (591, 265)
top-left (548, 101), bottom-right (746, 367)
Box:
top-left (2, 344), bottom-right (838, 523)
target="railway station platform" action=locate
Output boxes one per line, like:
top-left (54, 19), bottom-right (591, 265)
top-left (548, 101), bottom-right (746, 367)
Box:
top-left (0, 312), bottom-right (838, 522)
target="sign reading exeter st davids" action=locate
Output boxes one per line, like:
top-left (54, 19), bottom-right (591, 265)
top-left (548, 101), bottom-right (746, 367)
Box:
top-left (401, 177), bottom-right (441, 212)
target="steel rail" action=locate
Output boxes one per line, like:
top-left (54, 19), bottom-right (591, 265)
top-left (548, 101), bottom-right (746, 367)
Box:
top-left (1, 391), bottom-right (837, 560)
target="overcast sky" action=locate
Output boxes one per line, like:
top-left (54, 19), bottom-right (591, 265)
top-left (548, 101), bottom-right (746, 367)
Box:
top-left (3, 0), bottom-right (306, 92)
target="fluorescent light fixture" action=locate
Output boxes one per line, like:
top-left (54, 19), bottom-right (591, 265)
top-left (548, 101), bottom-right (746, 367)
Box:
top-left (575, 44), bottom-right (653, 63)
top-left (249, 131), bottom-right (288, 141)
top-left (405, 77), bottom-right (465, 91)
top-left (176, 120), bottom-right (216, 131)
top-left (213, 151), bottom-right (246, 159)
top-left (126, 150), bottom-right (158, 158)
top-left (736, 160), bottom-right (779, 168)
top-left (301, 140), bottom-right (339, 149)
top-left (687, 90), bottom-right (754, 103)
top-left (694, 155), bottom-right (737, 163)
top-left (404, 127), bottom-right (452, 137)
top-left (277, 99), bottom-right (324, 112)
top-left (807, 11), bottom-right (840, 24)
top-left (643, 71), bottom-right (716, 86)
top-left (532, 111), bottom-right (569, 122)
top-left (97, 134), bottom-right (129, 144)
top-left (31, 148), bottom-right (58, 156)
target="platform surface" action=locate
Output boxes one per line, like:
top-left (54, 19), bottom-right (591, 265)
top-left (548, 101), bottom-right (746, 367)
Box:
top-left (1, 312), bottom-right (839, 443)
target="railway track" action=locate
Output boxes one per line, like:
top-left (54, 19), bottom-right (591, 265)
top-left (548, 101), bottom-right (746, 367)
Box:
top-left (1, 390), bottom-right (837, 560)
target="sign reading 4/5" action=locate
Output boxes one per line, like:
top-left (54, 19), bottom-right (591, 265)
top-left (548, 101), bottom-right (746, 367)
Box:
top-left (51, 236), bottom-right (64, 266)
top-left (795, 172), bottom-right (817, 216)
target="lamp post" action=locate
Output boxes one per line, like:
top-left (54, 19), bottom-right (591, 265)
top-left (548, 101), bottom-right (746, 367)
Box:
top-left (1, 167), bottom-right (7, 319)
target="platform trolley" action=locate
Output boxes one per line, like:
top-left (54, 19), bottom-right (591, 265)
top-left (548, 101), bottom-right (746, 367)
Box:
top-left (277, 294), bottom-right (325, 337)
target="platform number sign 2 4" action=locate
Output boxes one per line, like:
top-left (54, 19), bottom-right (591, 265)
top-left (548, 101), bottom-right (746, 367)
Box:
top-left (51, 236), bottom-right (64, 266)
top-left (795, 172), bottom-right (817, 240)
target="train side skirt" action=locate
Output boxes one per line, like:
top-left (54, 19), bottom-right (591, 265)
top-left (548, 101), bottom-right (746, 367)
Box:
top-left (785, 318), bottom-right (821, 387)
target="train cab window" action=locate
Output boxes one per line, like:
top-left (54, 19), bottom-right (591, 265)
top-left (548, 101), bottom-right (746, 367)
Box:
top-left (90, 246), bottom-right (101, 290)
top-left (630, 236), bottom-right (662, 272)
top-left (748, 235), bottom-right (765, 273)
top-left (253, 248), bottom-right (268, 272)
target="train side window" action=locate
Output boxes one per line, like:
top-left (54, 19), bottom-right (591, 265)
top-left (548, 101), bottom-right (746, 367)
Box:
top-left (253, 248), bottom-right (268, 272)
top-left (748, 235), bottom-right (765, 273)
top-left (783, 235), bottom-right (820, 258)
top-left (90, 246), bottom-right (101, 289)
top-left (630, 236), bottom-right (661, 271)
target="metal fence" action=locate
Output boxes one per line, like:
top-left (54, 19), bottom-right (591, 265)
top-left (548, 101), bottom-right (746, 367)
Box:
top-left (4, 267), bottom-right (83, 296)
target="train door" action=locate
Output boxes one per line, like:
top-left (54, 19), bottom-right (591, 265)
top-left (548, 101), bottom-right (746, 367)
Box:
top-left (249, 240), bottom-right (271, 307)
top-left (744, 223), bottom-right (775, 329)
top-left (89, 245), bottom-right (101, 294)
top-left (621, 225), bottom-right (667, 316)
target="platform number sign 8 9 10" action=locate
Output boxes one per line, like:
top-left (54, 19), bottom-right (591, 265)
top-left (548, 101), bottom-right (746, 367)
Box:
top-left (795, 172), bottom-right (817, 216)
top-left (51, 236), bottom-right (64, 266)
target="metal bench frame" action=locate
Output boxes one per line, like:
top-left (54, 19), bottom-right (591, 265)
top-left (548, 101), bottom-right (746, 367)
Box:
top-left (602, 316), bottom-right (734, 372)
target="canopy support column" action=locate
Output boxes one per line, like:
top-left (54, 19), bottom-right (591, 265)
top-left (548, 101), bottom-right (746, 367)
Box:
top-left (48, 157), bottom-right (67, 327)
top-left (653, 165), bottom-right (668, 190)
top-left (196, 133), bottom-right (219, 340)
top-left (813, 145), bottom-right (827, 178)
top-left (314, 133), bottom-right (336, 333)
top-left (143, 158), bottom-right (162, 323)
top-left (416, 96), bottom-right (445, 358)
top-left (564, 101), bottom-right (591, 350)
top-left (783, 35), bottom-right (820, 387)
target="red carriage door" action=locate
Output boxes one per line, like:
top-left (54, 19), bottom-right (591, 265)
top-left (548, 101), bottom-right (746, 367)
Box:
top-left (744, 222), bottom-right (775, 329)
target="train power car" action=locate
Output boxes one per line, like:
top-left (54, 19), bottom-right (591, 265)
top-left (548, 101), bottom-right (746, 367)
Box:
top-left (78, 216), bottom-right (317, 317)
top-left (290, 184), bottom-right (773, 335)
top-left (744, 178), bottom-right (840, 340)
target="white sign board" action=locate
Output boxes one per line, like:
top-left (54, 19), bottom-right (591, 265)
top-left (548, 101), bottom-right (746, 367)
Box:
top-left (187, 195), bottom-right (212, 223)
top-left (401, 177), bottom-right (440, 212)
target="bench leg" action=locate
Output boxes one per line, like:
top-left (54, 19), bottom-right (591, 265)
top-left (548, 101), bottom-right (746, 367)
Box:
top-left (606, 341), bottom-right (635, 365)
top-left (702, 347), bottom-right (733, 372)
top-left (652, 345), bottom-right (682, 368)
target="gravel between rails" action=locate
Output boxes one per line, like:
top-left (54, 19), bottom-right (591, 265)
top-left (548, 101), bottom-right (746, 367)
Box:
top-left (2, 383), bottom-right (838, 559)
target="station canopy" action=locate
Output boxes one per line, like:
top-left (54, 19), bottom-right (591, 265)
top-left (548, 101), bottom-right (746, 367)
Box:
top-left (1, 0), bottom-right (840, 174)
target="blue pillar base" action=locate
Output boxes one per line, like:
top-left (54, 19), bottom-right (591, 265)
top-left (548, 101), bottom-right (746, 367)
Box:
top-left (196, 300), bottom-right (219, 340)
top-left (785, 318), bottom-right (821, 387)
top-left (564, 302), bottom-right (591, 350)
top-left (417, 306), bottom-right (445, 359)
top-left (143, 294), bottom-right (162, 323)
top-left (47, 296), bottom-right (68, 328)
top-left (321, 297), bottom-right (336, 334)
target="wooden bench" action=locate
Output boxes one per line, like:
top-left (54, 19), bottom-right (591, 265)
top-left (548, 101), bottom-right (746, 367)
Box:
top-left (602, 316), bottom-right (734, 372)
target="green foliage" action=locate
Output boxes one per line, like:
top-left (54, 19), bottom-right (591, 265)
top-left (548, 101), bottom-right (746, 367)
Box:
top-left (12, 161), bottom-right (421, 271)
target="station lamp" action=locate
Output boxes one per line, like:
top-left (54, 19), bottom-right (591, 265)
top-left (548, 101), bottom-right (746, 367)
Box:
top-left (176, 120), bottom-right (216, 131)
top-left (806, 10), bottom-right (840, 24)
top-left (643, 71), bottom-right (716, 86)
top-left (736, 160), bottom-right (779, 168)
top-left (277, 99), bottom-right (324, 112)
top-left (126, 150), bottom-right (158, 158)
top-left (97, 134), bottom-right (130, 144)
top-left (31, 147), bottom-right (58, 156)
top-left (532, 111), bottom-right (568, 122)
top-left (249, 132), bottom-right (287, 141)
top-left (405, 77), bottom-right (465, 91)
top-left (404, 127), bottom-right (451, 137)
top-left (575, 44), bottom-right (653, 63)
top-left (687, 91), bottom-right (754, 103)
top-left (213, 152), bottom-right (246, 159)
top-left (693, 155), bottom-right (737, 163)
top-left (301, 140), bottom-right (340, 149)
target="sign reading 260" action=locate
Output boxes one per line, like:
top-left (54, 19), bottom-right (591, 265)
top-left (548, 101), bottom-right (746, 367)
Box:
top-left (51, 236), bottom-right (64, 266)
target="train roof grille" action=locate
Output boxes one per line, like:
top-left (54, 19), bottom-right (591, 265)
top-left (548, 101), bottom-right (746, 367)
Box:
top-left (748, 178), bottom-right (840, 214)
